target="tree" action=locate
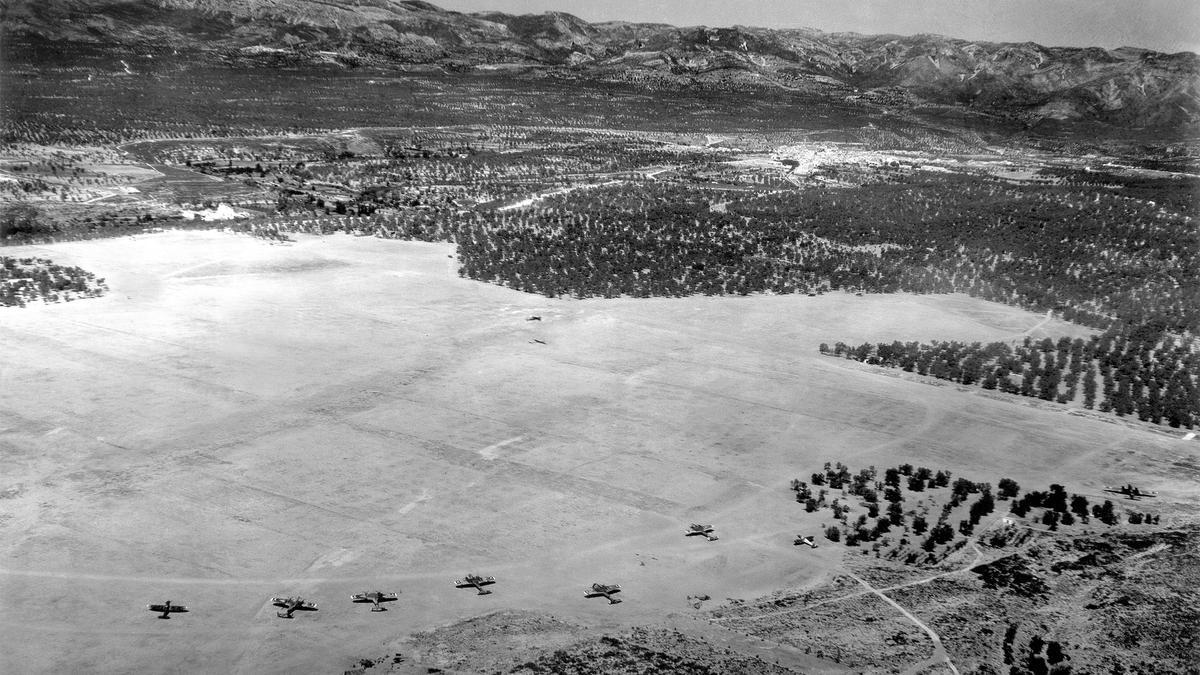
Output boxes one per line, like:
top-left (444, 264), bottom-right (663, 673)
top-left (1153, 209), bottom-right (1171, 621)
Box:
top-left (1098, 500), bottom-right (1117, 526)
top-left (930, 522), bottom-right (955, 544)
top-left (969, 491), bottom-right (995, 525)
top-left (912, 515), bottom-right (928, 535)
top-left (1046, 641), bottom-right (1066, 665)
top-left (1021, 368), bottom-right (1038, 397)
top-left (982, 369), bottom-right (999, 390)
top-left (1045, 484), bottom-right (1066, 508)
top-left (887, 501), bottom-right (904, 526)
top-left (1082, 364), bottom-right (1098, 409)
top-left (952, 477), bottom-right (977, 498)
top-left (792, 480), bottom-right (811, 501)
top-left (997, 478), bottom-right (1020, 500)
top-left (1070, 494), bottom-right (1090, 518)
top-left (824, 526), bottom-right (841, 542)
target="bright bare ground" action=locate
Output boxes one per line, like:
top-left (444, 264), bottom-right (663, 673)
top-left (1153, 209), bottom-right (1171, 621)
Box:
top-left (0, 232), bottom-right (1188, 674)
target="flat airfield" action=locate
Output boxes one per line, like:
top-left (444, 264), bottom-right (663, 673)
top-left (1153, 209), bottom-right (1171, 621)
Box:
top-left (0, 231), bottom-right (1190, 673)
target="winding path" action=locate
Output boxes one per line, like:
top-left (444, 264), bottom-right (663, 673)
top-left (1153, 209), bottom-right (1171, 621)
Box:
top-left (843, 569), bottom-right (960, 675)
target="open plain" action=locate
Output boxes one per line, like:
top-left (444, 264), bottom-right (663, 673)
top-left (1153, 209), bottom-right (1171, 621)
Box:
top-left (1, 231), bottom-right (1192, 673)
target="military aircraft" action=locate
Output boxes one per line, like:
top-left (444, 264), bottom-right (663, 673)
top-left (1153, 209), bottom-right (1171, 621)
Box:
top-left (1104, 484), bottom-right (1158, 500)
top-left (350, 591), bottom-right (399, 611)
top-left (585, 583), bottom-right (622, 604)
top-left (684, 523), bottom-right (719, 541)
top-left (271, 597), bottom-right (317, 619)
top-left (454, 574), bottom-right (496, 595)
top-left (147, 600), bottom-right (188, 619)
top-left (794, 535), bottom-right (819, 548)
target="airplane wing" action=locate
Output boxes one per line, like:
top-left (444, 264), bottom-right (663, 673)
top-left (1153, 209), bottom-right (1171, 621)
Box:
top-left (148, 604), bottom-right (167, 612)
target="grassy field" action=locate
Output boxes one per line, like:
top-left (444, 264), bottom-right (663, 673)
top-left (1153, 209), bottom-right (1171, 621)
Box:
top-left (0, 231), bottom-right (1192, 674)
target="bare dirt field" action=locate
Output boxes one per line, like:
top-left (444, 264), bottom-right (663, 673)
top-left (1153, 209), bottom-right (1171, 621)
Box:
top-left (0, 231), bottom-right (1192, 673)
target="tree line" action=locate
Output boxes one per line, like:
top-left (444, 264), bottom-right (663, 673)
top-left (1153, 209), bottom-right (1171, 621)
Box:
top-left (826, 326), bottom-right (1200, 429)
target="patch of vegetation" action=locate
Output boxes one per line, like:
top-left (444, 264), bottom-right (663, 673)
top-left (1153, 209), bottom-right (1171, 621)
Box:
top-left (792, 463), bottom-right (1155, 566)
top-left (0, 256), bottom-right (106, 306)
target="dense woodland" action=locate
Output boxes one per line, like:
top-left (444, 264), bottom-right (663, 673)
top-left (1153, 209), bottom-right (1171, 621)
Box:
top-left (452, 175), bottom-right (1198, 333)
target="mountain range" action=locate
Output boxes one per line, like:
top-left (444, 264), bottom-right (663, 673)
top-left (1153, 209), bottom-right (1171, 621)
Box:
top-left (4, 0), bottom-right (1198, 130)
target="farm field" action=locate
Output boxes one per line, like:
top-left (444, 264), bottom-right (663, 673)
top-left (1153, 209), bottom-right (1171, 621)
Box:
top-left (1, 231), bottom-right (1191, 674)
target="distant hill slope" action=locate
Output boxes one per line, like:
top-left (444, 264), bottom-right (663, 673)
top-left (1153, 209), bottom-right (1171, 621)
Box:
top-left (3, 0), bottom-right (1198, 130)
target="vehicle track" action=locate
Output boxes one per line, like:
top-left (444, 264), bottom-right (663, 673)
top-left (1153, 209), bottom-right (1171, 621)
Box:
top-left (843, 570), bottom-right (960, 675)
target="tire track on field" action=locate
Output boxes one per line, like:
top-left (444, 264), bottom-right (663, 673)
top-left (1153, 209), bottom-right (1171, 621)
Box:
top-left (336, 417), bottom-right (684, 517)
top-left (0, 323), bottom-right (260, 404)
top-left (844, 570), bottom-right (960, 675)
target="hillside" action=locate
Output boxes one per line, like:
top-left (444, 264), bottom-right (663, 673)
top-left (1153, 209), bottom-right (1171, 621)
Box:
top-left (3, 0), bottom-right (1198, 130)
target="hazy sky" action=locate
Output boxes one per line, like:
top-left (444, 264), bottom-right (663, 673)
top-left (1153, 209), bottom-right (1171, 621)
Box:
top-left (435, 0), bottom-right (1200, 54)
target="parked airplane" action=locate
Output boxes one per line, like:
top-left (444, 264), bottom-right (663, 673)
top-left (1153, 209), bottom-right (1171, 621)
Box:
top-left (454, 574), bottom-right (496, 595)
top-left (147, 600), bottom-right (187, 619)
top-left (794, 535), bottom-right (819, 548)
top-left (1104, 484), bottom-right (1158, 500)
top-left (271, 597), bottom-right (317, 619)
top-left (584, 583), bottom-right (622, 604)
top-left (685, 523), bottom-right (719, 541)
top-left (351, 591), bottom-right (399, 611)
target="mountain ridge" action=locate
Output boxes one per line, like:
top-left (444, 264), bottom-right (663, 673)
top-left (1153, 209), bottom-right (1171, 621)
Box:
top-left (4, 0), bottom-right (1198, 130)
